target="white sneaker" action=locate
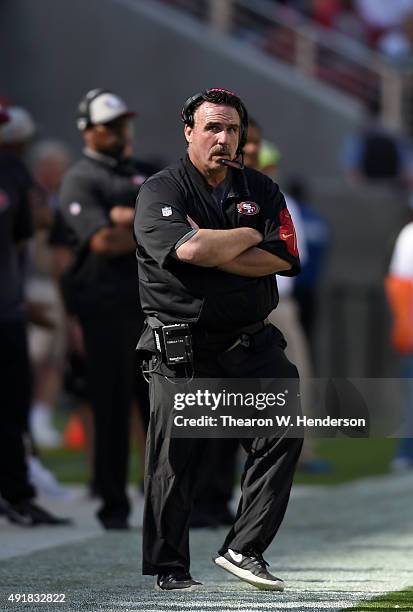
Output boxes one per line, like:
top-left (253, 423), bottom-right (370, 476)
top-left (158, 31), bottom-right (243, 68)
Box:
top-left (213, 549), bottom-right (285, 591)
top-left (30, 407), bottom-right (62, 449)
top-left (28, 457), bottom-right (74, 500)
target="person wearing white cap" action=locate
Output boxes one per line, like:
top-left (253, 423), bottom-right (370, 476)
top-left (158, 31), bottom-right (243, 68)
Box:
top-left (58, 88), bottom-right (151, 529)
top-left (0, 106), bottom-right (35, 147)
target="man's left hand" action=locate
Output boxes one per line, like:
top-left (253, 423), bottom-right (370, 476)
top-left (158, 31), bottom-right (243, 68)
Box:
top-left (110, 206), bottom-right (134, 226)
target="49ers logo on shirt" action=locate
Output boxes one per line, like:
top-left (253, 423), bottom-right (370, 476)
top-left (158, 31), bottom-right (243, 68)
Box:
top-left (237, 201), bottom-right (260, 215)
top-left (279, 207), bottom-right (298, 257)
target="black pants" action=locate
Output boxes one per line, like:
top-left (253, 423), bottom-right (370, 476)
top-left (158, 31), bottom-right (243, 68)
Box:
top-left (80, 315), bottom-right (148, 523)
top-left (192, 437), bottom-right (239, 517)
top-left (0, 319), bottom-right (35, 504)
top-left (142, 323), bottom-right (303, 575)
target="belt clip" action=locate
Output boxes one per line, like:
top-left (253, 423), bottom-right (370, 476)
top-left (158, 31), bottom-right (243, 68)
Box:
top-left (240, 333), bottom-right (250, 348)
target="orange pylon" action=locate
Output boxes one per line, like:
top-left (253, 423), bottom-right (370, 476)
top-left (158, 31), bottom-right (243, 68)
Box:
top-left (63, 414), bottom-right (85, 449)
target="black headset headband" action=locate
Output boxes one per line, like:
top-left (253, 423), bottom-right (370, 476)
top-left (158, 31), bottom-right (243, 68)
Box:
top-left (77, 88), bottom-right (111, 131)
top-left (181, 88), bottom-right (248, 155)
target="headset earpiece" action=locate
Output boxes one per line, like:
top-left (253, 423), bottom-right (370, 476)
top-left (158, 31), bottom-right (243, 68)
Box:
top-left (181, 92), bottom-right (204, 128)
top-left (77, 88), bottom-right (109, 131)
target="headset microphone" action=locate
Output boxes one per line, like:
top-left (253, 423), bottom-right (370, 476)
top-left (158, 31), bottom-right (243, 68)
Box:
top-left (220, 158), bottom-right (244, 170)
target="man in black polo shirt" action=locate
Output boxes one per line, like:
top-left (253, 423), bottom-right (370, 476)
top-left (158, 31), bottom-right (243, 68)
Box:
top-left (134, 88), bottom-right (303, 591)
top-left (59, 89), bottom-right (150, 529)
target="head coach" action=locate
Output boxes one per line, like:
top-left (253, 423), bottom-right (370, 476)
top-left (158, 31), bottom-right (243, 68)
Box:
top-left (134, 88), bottom-right (303, 591)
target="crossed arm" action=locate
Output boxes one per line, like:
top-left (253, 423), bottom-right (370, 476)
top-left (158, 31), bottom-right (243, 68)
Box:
top-left (176, 217), bottom-right (291, 277)
top-left (217, 245), bottom-right (291, 277)
top-left (90, 206), bottom-right (136, 256)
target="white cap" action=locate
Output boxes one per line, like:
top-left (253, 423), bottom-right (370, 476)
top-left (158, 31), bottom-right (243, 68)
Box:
top-left (87, 93), bottom-right (134, 126)
top-left (0, 106), bottom-right (35, 144)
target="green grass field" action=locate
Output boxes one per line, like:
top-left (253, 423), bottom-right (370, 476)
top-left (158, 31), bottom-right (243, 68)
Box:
top-left (348, 586), bottom-right (413, 610)
top-left (295, 438), bottom-right (397, 485)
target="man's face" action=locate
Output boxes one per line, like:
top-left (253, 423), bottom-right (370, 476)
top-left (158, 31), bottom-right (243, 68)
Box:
top-left (185, 102), bottom-right (240, 177)
top-left (243, 125), bottom-right (262, 170)
top-left (86, 116), bottom-right (133, 158)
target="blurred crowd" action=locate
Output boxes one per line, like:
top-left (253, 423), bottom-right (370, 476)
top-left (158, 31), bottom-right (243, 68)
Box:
top-left (274, 0), bottom-right (413, 61)
top-left (166, 0), bottom-right (413, 62)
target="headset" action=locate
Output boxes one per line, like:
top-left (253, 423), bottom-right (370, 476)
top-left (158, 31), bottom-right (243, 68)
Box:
top-left (76, 88), bottom-right (110, 131)
top-left (181, 88), bottom-right (249, 157)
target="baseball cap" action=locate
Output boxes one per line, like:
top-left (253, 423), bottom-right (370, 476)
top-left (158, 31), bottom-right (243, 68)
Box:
top-left (77, 90), bottom-right (136, 130)
top-left (0, 106), bottom-right (35, 143)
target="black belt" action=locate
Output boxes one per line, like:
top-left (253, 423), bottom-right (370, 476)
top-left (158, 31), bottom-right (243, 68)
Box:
top-left (192, 319), bottom-right (269, 346)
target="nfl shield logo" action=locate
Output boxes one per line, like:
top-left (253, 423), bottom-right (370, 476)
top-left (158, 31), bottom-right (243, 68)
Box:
top-left (162, 206), bottom-right (172, 217)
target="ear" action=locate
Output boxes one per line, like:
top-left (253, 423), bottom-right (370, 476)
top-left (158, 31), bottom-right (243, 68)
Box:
top-left (184, 124), bottom-right (193, 144)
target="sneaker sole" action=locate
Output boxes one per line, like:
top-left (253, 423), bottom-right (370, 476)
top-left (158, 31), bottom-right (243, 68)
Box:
top-left (155, 582), bottom-right (203, 592)
top-left (213, 555), bottom-right (285, 591)
top-left (155, 584), bottom-right (203, 593)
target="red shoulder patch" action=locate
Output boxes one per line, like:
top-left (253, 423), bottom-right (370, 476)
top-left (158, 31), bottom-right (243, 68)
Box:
top-left (279, 207), bottom-right (298, 257)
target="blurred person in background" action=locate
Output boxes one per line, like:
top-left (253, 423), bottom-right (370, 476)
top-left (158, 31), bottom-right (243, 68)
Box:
top-left (331, 0), bottom-right (368, 44)
top-left (288, 177), bottom-right (330, 357)
top-left (27, 140), bottom-right (72, 451)
top-left (385, 221), bottom-right (413, 470)
top-left (256, 139), bottom-right (282, 178)
top-left (356, 0), bottom-right (413, 46)
top-left (0, 104), bottom-right (70, 525)
top-left (49, 140), bottom-right (161, 498)
top-left (341, 98), bottom-right (413, 185)
top-left (378, 11), bottom-right (413, 62)
top-left (48, 204), bottom-right (96, 495)
top-left (58, 89), bottom-right (150, 529)
top-left (0, 105), bottom-right (72, 498)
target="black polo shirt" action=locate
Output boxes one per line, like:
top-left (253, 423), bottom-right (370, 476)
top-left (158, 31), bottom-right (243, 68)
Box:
top-left (134, 156), bottom-right (300, 344)
top-left (58, 150), bottom-right (153, 317)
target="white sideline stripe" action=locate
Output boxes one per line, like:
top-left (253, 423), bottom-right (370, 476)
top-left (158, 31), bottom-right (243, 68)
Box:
top-left (117, 605), bottom-right (348, 611)
top-left (118, 605), bottom-right (348, 608)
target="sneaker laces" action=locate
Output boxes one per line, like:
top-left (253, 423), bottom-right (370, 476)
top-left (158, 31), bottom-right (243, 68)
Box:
top-left (160, 571), bottom-right (190, 583)
top-left (248, 551), bottom-right (269, 571)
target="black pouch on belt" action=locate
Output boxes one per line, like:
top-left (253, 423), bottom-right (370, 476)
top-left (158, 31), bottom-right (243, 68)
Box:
top-left (147, 317), bottom-right (193, 366)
